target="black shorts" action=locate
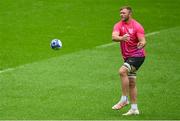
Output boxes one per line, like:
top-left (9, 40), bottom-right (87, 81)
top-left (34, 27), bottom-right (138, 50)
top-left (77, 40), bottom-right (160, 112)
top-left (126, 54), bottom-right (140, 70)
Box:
top-left (124, 57), bottom-right (145, 71)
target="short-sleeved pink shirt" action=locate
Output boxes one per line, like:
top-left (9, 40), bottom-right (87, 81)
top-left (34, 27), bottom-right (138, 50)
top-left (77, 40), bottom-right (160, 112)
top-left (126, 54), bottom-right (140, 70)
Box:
top-left (113, 19), bottom-right (146, 60)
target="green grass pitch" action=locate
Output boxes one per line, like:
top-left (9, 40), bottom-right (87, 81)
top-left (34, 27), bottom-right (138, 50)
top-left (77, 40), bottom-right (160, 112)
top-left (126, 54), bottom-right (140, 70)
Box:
top-left (0, 0), bottom-right (180, 120)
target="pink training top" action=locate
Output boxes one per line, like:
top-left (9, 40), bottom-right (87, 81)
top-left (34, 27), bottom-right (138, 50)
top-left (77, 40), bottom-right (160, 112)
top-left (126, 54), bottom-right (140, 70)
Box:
top-left (113, 19), bottom-right (146, 60)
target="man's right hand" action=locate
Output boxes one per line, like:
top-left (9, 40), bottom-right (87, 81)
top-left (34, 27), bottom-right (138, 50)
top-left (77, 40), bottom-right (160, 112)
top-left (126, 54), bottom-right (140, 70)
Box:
top-left (122, 34), bottom-right (130, 41)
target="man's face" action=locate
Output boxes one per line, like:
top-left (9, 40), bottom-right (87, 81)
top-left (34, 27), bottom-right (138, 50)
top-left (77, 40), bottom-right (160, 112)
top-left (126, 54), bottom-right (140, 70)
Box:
top-left (120, 9), bottom-right (131, 21)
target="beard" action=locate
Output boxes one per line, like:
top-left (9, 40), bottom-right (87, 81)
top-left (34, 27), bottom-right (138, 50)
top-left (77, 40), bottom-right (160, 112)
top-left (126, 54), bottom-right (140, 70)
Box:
top-left (122, 16), bottom-right (129, 22)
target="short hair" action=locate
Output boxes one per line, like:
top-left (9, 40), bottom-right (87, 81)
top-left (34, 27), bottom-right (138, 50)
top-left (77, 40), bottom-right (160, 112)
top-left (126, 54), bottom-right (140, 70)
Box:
top-left (120, 6), bottom-right (133, 13)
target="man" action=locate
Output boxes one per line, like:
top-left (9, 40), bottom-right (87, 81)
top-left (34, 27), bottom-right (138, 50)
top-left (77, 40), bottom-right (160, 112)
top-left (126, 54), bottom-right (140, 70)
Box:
top-left (111, 6), bottom-right (146, 115)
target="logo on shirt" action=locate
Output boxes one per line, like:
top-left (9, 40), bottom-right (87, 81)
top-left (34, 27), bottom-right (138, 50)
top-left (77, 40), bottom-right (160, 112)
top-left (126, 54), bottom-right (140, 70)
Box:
top-left (122, 27), bottom-right (125, 33)
top-left (128, 28), bottom-right (134, 34)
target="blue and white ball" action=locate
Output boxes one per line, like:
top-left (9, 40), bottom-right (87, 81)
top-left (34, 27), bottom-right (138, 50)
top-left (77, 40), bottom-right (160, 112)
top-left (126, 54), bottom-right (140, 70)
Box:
top-left (50, 39), bottom-right (62, 50)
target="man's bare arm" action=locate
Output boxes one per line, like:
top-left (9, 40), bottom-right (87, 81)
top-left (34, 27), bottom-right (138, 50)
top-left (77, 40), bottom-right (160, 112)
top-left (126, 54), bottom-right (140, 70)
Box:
top-left (112, 32), bottom-right (129, 42)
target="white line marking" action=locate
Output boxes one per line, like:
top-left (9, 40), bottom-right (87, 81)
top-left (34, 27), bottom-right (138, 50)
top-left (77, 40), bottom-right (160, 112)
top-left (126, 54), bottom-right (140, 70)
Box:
top-left (145, 31), bottom-right (160, 36)
top-left (0, 65), bottom-right (25, 74)
top-left (96, 31), bottom-right (160, 48)
top-left (0, 68), bottom-right (15, 74)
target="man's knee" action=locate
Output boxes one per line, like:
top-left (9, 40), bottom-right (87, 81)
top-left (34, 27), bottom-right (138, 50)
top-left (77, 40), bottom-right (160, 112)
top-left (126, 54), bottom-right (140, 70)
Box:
top-left (119, 67), bottom-right (128, 76)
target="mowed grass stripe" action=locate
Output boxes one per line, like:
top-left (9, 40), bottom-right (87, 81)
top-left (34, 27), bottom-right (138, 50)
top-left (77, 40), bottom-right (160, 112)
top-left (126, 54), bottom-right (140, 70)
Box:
top-left (0, 27), bottom-right (180, 119)
top-left (0, 29), bottom-right (163, 74)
